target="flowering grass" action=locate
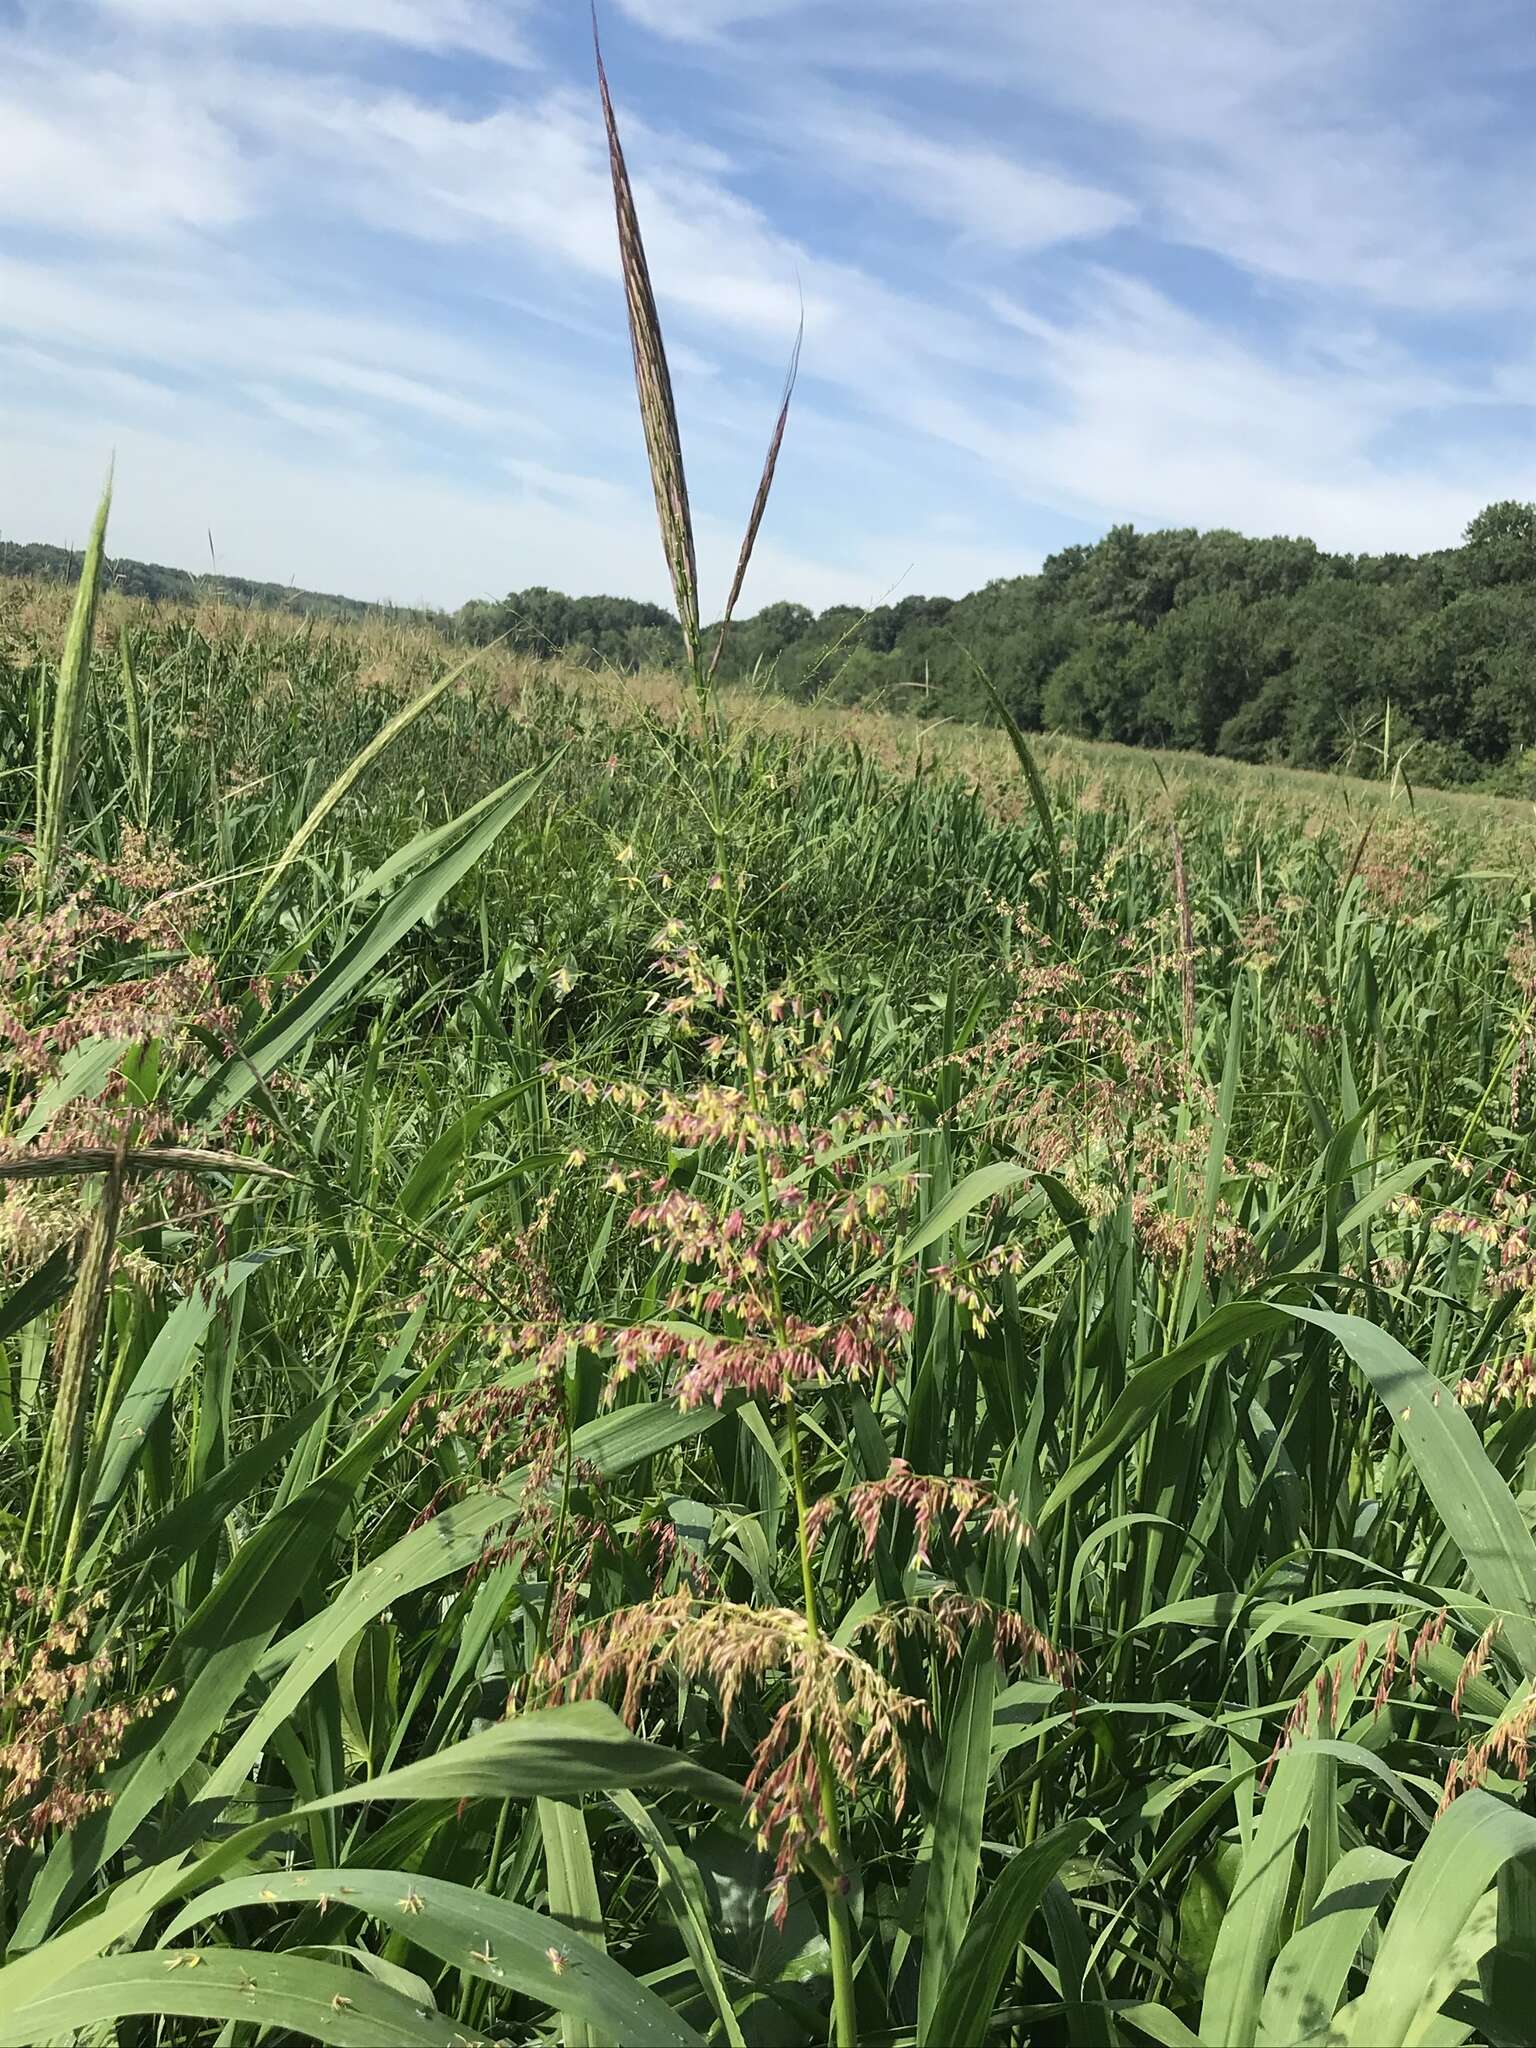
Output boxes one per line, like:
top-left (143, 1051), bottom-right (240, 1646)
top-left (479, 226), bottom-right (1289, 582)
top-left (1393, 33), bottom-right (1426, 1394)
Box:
top-left (3, 539), bottom-right (1536, 2044)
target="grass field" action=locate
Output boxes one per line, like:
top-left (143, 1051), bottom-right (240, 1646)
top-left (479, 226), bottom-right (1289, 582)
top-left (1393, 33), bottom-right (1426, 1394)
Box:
top-left (3, 553), bottom-right (1536, 2046)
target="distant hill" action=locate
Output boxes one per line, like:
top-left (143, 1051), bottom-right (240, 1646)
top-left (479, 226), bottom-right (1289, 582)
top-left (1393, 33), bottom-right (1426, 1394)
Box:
top-left (0, 539), bottom-right (437, 624)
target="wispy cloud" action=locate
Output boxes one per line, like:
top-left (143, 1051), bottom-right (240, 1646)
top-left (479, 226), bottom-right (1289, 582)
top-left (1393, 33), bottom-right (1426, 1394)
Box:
top-left (93, 0), bottom-right (534, 60)
top-left (768, 99), bottom-right (1134, 253)
top-left (0, 60), bottom-right (250, 235)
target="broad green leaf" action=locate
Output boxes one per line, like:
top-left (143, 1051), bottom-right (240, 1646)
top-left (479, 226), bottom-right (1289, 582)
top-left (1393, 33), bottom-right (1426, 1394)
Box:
top-left (100, 1390), bottom-right (330, 1595)
top-left (611, 1789), bottom-right (745, 2048)
top-left (0, 1709), bottom-right (744, 2024)
top-left (926, 1822), bottom-right (1090, 2047)
top-left (1290, 1307), bottom-right (1536, 1676)
top-left (0, 1948), bottom-right (461, 2047)
top-left (349, 761), bottom-right (550, 906)
top-left (1350, 1791), bottom-right (1536, 2048)
top-left (396, 1086), bottom-right (526, 1222)
top-left (161, 1866), bottom-right (702, 2048)
top-left (1257, 1845), bottom-right (1405, 2046)
top-left (16, 1037), bottom-right (133, 1144)
top-left (541, 1797), bottom-right (608, 2048)
top-left (0, 1243), bottom-right (75, 1344)
top-left (248, 641), bottom-right (504, 912)
top-left (897, 1163), bottom-right (1033, 1267)
top-left (919, 1630), bottom-right (997, 2043)
top-left (1201, 1747), bottom-right (1313, 2048)
top-left (15, 1357), bottom-right (440, 1948)
top-left (1038, 1300), bottom-right (1280, 1526)
top-left (293, 1702), bottom-right (744, 1817)
top-left (87, 1250), bottom-right (281, 1521)
top-left (1115, 2006), bottom-right (1203, 2046)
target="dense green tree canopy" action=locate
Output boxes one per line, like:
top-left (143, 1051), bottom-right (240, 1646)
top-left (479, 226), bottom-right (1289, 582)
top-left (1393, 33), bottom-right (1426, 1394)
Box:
top-left (689, 503), bottom-right (1536, 789)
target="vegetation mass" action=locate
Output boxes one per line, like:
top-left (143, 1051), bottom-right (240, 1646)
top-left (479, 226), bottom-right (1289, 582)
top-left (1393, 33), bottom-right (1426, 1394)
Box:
top-left (461, 499), bottom-right (1536, 797)
top-left (24, 495), bottom-right (1536, 797)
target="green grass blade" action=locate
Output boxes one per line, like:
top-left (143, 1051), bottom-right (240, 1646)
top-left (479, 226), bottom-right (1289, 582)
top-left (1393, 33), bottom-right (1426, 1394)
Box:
top-left (1291, 1306), bottom-right (1536, 1676)
top-left (161, 1867), bottom-right (703, 2048)
top-left (1257, 1845), bottom-right (1405, 2047)
top-left (15, 1357), bottom-right (441, 1947)
top-left (1037, 1300), bottom-right (1281, 1527)
top-left (16, 1037), bottom-right (134, 1145)
top-left (1200, 1747), bottom-right (1314, 2048)
top-left (610, 1789), bottom-right (746, 2048)
top-left (0, 1948), bottom-right (462, 2047)
top-left (541, 1796), bottom-right (608, 2048)
top-left (292, 1703), bottom-right (745, 1818)
top-left (85, 1249), bottom-right (279, 1524)
top-left (961, 649), bottom-right (1063, 899)
top-left (1350, 1791), bottom-right (1536, 2047)
top-left (347, 759), bottom-right (553, 906)
top-left (918, 1630), bottom-right (998, 2043)
top-left (897, 1163), bottom-right (1033, 1269)
top-left (926, 1822), bottom-right (1090, 2046)
top-left (185, 760), bottom-right (556, 1128)
top-left (249, 641), bottom-right (498, 914)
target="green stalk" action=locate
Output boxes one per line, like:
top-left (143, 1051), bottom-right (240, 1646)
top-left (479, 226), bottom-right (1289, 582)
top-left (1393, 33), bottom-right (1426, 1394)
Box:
top-left (36, 474), bottom-right (112, 906)
top-left (687, 664), bottom-right (861, 2045)
top-left (1027, 1255), bottom-right (1088, 1845)
top-left (44, 1144), bottom-right (127, 1605)
top-left (787, 1392), bottom-right (860, 2048)
top-left (119, 625), bottom-right (147, 828)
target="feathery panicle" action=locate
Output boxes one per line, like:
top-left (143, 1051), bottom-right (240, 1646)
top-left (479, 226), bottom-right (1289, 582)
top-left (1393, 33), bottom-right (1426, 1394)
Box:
top-left (561, 1594), bottom-right (924, 1904)
top-left (45, 1139), bottom-right (127, 1555)
top-left (0, 1565), bottom-right (173, 1860)
top-left (807, 1459), bottom-right (1031, 1566)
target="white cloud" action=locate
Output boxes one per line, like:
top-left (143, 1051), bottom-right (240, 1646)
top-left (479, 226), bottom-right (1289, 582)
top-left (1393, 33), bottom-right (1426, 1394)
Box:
top-left (94, 0), bottom-right (533, 61)
top-left (611, 0), bottom-right (805, 39)
top-left (243, 385), bottom-right (385, 458)
top-left (0, 65), bottom-right (250, 235)
top-left (984, 276), bottom-right (1520, 552)
top-left (628, 0), bottom-right (1536, 315)
top-left (778, 101), bottom-right (1133, 252)
top-left (234, 77), bottom-right (1006, 407)
top-left (0, 249), bottom-right (560, 443)
top-left (1, 397), bottom-right (883, 613)
top-left (3, 0), bottom-right (1533, 617)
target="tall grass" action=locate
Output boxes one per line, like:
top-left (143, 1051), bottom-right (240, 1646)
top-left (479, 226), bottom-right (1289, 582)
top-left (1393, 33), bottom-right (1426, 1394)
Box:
top-left (0, 44), bottom-right (1534, 2048)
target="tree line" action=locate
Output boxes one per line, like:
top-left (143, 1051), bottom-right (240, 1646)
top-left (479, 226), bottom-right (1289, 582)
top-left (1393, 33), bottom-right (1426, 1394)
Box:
top-left (13, 502), bottom-right (1536, 787)
top-left (458, 504), bottom-right (1536, 789)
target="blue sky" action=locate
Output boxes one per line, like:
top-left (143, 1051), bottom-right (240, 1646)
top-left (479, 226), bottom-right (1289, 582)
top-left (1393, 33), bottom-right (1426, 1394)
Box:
top-left (2, 0), bottom-right (1534, 612)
